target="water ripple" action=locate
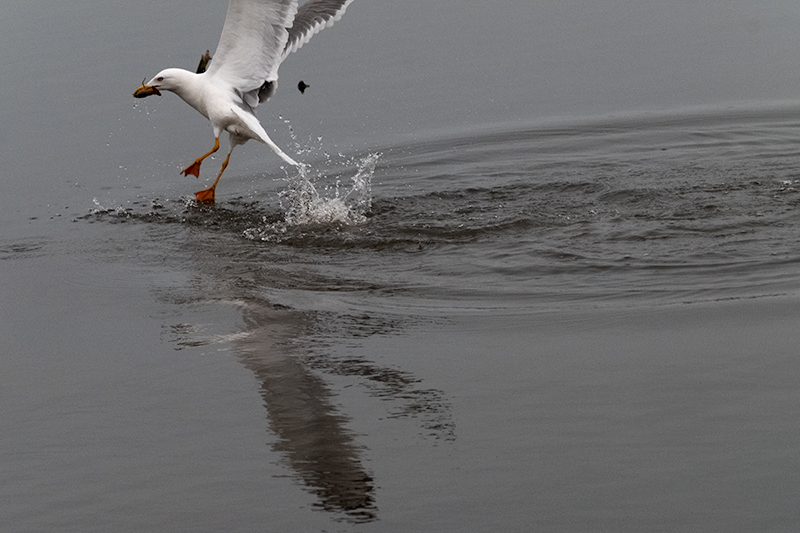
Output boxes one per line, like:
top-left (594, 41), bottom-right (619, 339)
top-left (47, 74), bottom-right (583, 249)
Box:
top-left (83, 105), bottom-right (800, 308)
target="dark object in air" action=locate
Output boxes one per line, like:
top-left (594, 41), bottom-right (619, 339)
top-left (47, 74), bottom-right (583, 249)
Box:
top-left (196, 50), bottom-right (212, 74)
top-left (298, 80), bottom-right (309, 94)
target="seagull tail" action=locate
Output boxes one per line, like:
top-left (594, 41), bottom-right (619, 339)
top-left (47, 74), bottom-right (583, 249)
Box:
top-left (262, 132), bottom-right (300, 167)
top-left (231, 106), bottom-right (300, 167)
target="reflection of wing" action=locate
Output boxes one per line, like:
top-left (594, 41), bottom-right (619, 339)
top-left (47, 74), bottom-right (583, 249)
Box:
top-left (283, 0), bottom-right (355, 58)
top-left (237, 303), bottom-right (377, 522)
top-left (207, 0), bottom-right (298, 93)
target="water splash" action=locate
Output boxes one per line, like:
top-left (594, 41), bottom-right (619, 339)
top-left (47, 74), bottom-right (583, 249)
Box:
top-left (244, 153), bottom-right (379, 241)
top-left (284, 154), bottom-right (377, 225)
top-left (89, 198), bottom-right (131, 218)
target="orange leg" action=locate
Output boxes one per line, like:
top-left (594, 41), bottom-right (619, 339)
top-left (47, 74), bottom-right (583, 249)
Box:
top-left (195, 152), bottom-right (231, 203)
top-left (182, 137), bottom-right (220, 178)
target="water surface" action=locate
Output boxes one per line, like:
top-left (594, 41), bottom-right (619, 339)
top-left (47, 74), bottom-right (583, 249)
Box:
top-left (3, 1), bottom-right (800, 531)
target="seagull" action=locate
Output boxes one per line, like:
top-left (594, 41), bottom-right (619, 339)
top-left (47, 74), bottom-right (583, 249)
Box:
top-left (134, 0), bottom-right (354, 202)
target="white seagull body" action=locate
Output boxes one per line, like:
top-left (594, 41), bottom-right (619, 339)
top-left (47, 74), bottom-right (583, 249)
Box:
top-left (134, 0), bottom-right (354, 202)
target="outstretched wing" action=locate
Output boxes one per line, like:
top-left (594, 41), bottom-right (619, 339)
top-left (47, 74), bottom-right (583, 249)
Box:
top-left (207, 0), bottom-right (298, 94)
top-left (282, 0), bottom-right (354, 59)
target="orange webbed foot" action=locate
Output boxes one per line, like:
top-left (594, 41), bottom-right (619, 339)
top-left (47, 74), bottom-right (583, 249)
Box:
top-left (182, 161), bottom-right (202, 178)
top-left (195, 187), bottom-right (215, 203)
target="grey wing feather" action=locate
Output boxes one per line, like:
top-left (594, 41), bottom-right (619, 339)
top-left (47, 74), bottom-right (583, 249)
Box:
top-left (283, 0), bottom-right (354, 58)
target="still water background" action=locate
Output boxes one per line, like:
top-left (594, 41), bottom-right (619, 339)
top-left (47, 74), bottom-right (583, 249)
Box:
top-left (3, 1), bottom-right (800, 531)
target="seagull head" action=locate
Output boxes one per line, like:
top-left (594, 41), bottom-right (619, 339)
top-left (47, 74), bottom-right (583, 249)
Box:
top-left (133, 69), bottom-right (185, 98)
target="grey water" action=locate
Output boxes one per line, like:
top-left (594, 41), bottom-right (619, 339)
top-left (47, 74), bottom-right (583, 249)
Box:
top-left (3, 1), bottom-right (800, 531)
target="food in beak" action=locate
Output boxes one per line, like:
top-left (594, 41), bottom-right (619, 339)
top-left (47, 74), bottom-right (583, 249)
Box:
top-left (133, 84), bottom-right (161, 98)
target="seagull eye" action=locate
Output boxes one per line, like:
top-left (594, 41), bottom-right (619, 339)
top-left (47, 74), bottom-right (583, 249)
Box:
top-left (157, 77), bottom-right (164, 82)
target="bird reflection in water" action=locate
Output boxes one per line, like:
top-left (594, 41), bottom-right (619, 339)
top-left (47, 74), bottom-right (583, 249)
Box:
top-left (102, 202), bottom-right (454, 523)
top-left (234, 302), bottom-right (377, 522)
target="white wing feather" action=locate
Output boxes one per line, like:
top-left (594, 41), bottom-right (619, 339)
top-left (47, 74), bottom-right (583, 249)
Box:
top-left (205, 0), bottom-right (353, 108)
top-left (206, 0), bottom-right (298, 92)
top-left (283, 0), bottom-right (354, 59)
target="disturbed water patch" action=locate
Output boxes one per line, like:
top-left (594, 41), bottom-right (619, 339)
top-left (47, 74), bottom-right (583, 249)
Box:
top-left (244, 153), bottom-right (378, 239)
top-left (0, 238), bottom-right (48, 261)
